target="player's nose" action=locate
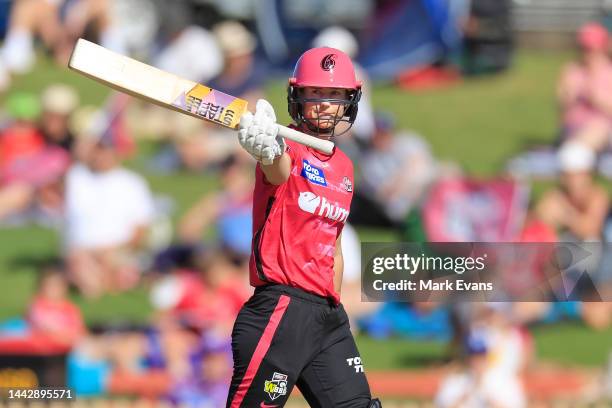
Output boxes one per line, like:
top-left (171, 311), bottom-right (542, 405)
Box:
top-left (318, 100), bottom-right (332, 110)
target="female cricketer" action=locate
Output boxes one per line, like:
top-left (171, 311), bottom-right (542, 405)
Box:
top-left (226, 47), bottom-right (382, 408)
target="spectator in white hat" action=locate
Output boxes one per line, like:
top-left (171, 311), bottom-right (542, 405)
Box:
top-left (39, 83), bottom-right (79, 154)
top-left (208, 20), bottom-right (265, 108)
top-left (64, 106), bottom-right (155, 298)
top-left (153, 2), bottom-right (222, 83)
top-left (536, 141), bottom-right (608, 241)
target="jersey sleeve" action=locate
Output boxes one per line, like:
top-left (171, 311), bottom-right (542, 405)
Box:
top-left (285, 139), bottom-right (303, 165)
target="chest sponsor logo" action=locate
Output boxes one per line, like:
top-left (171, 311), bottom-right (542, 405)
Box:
top-left (301, 159), bottom-right (327, 186)
top-left (298, 192), bottom-right (349, 223)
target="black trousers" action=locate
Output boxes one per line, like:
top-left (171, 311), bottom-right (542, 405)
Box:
top-left (226, 285), bottom-right (372, 408)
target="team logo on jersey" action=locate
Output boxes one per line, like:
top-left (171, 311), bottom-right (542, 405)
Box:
top-left (264, 372), bottom-right (288, 401)
top-left (301, 159), bottom-right (327, 186)
top-left (298, 192), bottom-right (349, 223)
top-left (320, 54), bottom-right (336, 71)
top-left (342, 176), bottom-right (353, 192)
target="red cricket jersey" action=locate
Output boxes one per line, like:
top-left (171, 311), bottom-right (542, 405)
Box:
top-left (249, 138), bottom-right (355, 303)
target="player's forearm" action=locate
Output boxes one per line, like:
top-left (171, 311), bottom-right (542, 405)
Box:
top-left (333, 233), bottom-right (344, 294)
top-left (261, 152), bottom-right (291, 185)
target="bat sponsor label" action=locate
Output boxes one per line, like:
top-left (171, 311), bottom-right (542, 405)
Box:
top-left (172, 84), bottom-right (248, 129)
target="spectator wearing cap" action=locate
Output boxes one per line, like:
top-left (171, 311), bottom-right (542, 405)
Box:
top-left (64, 112), bottom-right (155, 298)
top-left (39, 83), bottom-right (79, 154)
top-left (536, 141), bottom-right (609, 241)
top-left (0, 92), bottom-right (70, 222)
top-left (530, 143), bottom-right (612, 329)
top-left (208, 21), bottom-right (265, 108)
top-left (0, 92), bottom-right (45, 179)
top-left (558, 22), bottom-right (612, 152)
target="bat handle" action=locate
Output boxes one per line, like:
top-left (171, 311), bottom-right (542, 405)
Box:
top-left (276, 125), bottom-right (334, 154)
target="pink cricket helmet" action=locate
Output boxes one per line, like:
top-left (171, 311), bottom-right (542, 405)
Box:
top-left (289, 47), bottom-right (362, 89)
top-left (287, 47), bottom-right (362, 136)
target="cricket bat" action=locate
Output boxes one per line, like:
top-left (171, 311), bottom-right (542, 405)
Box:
top-left (68, 39), bottom-right (334, 154)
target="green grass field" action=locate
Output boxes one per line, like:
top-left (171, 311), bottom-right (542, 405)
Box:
top-left (2, 50), bottom-right (611, 369)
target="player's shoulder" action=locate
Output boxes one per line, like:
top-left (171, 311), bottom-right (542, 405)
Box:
top-left (332, 146), bottom-right (354, 172)
top-left (332, 145), bottom-right (351, 162)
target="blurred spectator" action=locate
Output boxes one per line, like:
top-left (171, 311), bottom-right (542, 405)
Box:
top-left (536, 142), bottom-right (608, 241)
top-left (461, 0), bottom-right (513, 76)
top-left (28, 261), bottom-right (86, 348)
top-left (144, 112), bottom-right (238, 173)
top-left (64, 125), bottom-right (155, 298)
top-left (558, 22), bottom-right (612, 152)
top-left (167, 332), bottom-right (232, 407)
top-left (60, 0), bottom-right (128, 59)
top-left (467, 304), bottom-right (531, 378)
top-left (312, 26), bottom-right (375, 144)
top-left (153, 0), bottom-right (222, 82)
top-left (69, 324), bottom-right (233, 404)
top-left (0, 92), bottom-right (43, 220)
top-left (536, 142), bottom-right (611, 329)
top-left (0, 0), bottom-right (127, 87)
top-left (0, 261), bottom-right (85, 353)
top-left (208, 20), bottom-right (265, 107)
top-left (0, 0), bottom-right (64, 87)
top-left (150, 250), bottom-right (250, 334)
top-left (179, 155), bottom-right (253, 260)
top-left (39, 83), bottom-right (79, 153)
top-left (0, 92), bottom-right (70, 222)
top-left (435, 328), bottom-right (527, 408)
top-left (350, 112), bottom-right (438, 231)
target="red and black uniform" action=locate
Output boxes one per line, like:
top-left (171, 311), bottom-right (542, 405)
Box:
top-left (226, 139), bottom-right (371, 407)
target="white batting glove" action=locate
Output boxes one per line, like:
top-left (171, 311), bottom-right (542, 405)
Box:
top-left (238, 99), bottom-right (286, 165)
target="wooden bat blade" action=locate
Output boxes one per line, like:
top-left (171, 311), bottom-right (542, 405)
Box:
top-left (68, 38), bottom-right (248, 129)
top-left (69, 39), bottom-right (335, 154)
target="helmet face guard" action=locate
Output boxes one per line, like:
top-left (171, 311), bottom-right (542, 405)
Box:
top-left (287, 86), bottom-right (361, 137)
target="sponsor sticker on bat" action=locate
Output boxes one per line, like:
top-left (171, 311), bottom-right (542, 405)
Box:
top-left (172, 84), bottom-right (248, 128)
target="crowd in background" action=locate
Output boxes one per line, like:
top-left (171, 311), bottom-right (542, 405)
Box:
top-left (0, 0), bottom-right (611, 406)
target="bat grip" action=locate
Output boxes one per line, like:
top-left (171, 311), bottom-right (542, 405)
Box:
top-left (276, 125), bottom-right (334, 154)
